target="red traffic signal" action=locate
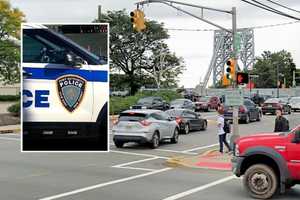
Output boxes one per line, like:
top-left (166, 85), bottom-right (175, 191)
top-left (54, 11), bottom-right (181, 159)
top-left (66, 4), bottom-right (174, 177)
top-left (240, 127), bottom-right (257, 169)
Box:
top-left (236, 72), bottom-right (249, 85)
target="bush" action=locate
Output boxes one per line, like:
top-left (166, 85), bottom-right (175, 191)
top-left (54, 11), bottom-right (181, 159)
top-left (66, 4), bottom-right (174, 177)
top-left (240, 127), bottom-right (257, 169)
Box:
top-left (0, 95), bottom-right (20, 102)
top-left (110, 90), bottom-right (182, 115)
top-left (7, 101), bottom-right (20, 116)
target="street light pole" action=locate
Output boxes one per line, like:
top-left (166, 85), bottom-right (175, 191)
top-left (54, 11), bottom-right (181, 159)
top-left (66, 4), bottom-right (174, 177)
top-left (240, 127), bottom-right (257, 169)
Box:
top-left (277, 64), bottom-right (279, 98)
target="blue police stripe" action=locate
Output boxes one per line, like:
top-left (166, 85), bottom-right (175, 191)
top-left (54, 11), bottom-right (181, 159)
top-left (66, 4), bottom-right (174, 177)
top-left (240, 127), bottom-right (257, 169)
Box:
top-left (23, 67), bottom-right (107, 82)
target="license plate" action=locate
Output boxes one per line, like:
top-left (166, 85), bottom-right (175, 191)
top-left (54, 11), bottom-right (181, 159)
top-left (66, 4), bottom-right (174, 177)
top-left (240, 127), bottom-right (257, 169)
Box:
top-left (126, 125), bottom-right (132, 129)
top-left (268, 105), bottom-right (272, 107)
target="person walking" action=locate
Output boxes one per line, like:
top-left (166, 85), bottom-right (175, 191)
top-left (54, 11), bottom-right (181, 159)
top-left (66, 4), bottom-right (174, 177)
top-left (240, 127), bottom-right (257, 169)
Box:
top-left (274, 109), bottom-right (289, 132)
top-left (217, 107), bottom-right (232, 153)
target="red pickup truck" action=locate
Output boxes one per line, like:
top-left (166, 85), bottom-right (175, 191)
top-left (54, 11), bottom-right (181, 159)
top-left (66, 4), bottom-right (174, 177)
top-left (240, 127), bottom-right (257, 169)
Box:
top-left (232, 125), bottom-right (300, 199)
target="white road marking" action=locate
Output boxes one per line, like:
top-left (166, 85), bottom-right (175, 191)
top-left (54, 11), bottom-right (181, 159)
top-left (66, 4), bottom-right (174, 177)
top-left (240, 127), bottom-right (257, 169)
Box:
top-left (0, 136), bottom-right (20, 141)
top-left (115, 166), bottom-right (155, 171)
top-left (154, 148), bottom-right (197, 155)
top-left (39, 168), bottom-right (172, 200)
top-left (162, 175), bottom-right (235, 200)
top-left (110, 150), bottom-right (169, 159)
top-left (182, 143), bottom-right (219, 153)
top-left (112, 157), bottom-right (159, 168)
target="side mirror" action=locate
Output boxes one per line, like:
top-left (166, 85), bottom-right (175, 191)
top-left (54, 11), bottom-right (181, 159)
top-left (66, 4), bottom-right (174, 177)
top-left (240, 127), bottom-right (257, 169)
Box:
top-left (292, 130), bottom-right (300, 144)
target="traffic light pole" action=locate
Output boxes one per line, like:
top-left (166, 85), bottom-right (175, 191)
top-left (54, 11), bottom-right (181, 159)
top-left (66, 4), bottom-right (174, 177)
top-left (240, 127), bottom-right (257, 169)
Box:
top-left (230, 7), bottom-right (240, 148)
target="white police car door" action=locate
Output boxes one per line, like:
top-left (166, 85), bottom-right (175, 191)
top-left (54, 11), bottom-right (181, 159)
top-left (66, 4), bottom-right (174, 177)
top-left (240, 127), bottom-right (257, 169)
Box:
top-left (22, 28), bottom-right (97, 122)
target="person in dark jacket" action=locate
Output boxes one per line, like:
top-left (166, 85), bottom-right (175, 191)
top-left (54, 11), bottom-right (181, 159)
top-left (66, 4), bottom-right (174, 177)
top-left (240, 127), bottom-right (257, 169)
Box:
top-left (274, 109), bottom-right (289, 132)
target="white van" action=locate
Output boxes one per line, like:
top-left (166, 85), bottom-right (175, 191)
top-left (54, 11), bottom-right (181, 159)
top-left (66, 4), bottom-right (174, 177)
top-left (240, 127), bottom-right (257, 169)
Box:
top-left (22, 24), bottom-right (108, 150)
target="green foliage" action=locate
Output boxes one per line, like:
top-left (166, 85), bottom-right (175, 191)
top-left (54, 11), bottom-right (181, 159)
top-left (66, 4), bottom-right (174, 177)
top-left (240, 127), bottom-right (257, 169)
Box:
top-left (0, 94), bottom-right (20, 101)
top-left (251, 50), bottom-right (296, 88)
top-left (7, 101), bottom-right (20, 116)
top-left (95, 10), bottom-right (185, 94)
top-left (0, 0), bottom-right (25, 84)
top-left (110, 90), bottom-right (182, 115)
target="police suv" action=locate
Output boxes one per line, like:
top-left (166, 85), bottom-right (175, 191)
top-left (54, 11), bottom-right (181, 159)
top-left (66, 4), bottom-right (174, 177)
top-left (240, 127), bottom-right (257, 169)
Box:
top-left (22, 24), bottom-right (108, 150)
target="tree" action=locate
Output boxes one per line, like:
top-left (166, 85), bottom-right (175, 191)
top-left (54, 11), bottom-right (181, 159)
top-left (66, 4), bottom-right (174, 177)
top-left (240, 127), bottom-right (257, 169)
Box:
top-left (0, 0), bottom-right (25, 84)
top-left (94, 10), bottom-right (185, 95)
top-left (251, 50), bottom-right (296, 88)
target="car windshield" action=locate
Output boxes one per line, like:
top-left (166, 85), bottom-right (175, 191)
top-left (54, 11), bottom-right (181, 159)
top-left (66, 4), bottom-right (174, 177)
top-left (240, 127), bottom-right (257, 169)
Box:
top-left (137, 97), bottom-right (154, 104)
top-left (165, 110), bottom-right (184, 117)
top-left (265, 98), bottom-right (280, 103)
top-left (290, 97), bottom-right (300, 103)
top-left (170, 99), bottom-right (185, 104)
top-left (198, 97), bottom-right (210, 102)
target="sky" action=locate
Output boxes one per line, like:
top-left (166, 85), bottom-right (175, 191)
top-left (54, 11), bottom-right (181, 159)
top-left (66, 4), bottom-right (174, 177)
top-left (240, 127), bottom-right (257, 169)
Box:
top-left (10, 0), bottom-right (300, 88)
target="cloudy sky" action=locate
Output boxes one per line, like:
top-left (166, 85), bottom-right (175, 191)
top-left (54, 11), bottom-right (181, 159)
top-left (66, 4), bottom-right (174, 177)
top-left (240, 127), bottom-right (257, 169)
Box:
top-left (11, 0), bottom-right (300, 88)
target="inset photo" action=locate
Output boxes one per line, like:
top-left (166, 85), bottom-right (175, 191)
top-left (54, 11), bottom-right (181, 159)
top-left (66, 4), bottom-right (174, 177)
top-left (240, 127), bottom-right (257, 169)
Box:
top-left (22, 23), bottom-right (109, 151)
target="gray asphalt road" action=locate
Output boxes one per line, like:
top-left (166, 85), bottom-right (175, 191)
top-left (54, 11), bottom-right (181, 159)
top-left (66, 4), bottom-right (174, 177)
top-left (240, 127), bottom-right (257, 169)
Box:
top-left (0, 112), bottom-right (299, 200)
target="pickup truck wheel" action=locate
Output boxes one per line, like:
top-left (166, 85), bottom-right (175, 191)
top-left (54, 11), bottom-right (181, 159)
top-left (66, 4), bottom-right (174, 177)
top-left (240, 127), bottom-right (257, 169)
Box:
top-left (243, 164), bottom-right (278, 199)
top-left (170, 128), bottom-right (179, 144)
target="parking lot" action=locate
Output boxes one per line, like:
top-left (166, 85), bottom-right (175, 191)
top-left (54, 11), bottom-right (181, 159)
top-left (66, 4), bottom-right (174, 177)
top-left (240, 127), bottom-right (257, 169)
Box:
top-left (0, 112), bottom-right (299, 200)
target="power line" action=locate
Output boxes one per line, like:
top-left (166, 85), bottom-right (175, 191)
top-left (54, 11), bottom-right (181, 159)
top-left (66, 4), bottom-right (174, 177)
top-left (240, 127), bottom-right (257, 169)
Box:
top-left (241, 0), bottom-right (300, 20)
top-left (166, 20), bottom-right (300, 32)
top-left (265, 0), bottom-right (300, 14)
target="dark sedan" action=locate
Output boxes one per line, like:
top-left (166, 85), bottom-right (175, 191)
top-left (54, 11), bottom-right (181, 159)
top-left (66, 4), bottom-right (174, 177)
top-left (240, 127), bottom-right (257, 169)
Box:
top-left (224, 99), bottom-right (261, 124)
top-left (166, 109), bottom-right (207, 134)
top-left (261, 98), bottom-right (291, 115)
top-left (130, 96), bottom-right (170, 111)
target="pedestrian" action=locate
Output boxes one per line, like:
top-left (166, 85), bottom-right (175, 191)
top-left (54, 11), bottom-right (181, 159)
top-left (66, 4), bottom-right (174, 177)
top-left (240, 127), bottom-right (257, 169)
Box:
top-left (274, 109), bottom-right (289, 132)
top-left (217, 106), bottom-right (232, 153)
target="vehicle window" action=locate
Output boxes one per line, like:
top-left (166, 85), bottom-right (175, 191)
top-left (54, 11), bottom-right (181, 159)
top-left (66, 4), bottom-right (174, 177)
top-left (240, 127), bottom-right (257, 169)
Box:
top-left (290, 98), bottom-right (300, 103)
top-left (137, 97), bottom-right (154, 104)
top-left (265, 98), bottom-right (279, 103)
top-left (165, 110), bottom-right (183, 117)
top-left (183, 111), bottom-right (196, 118)
top-left (171, 99), bottom-right (185, 104)
top-left (157, 112), bottom-right (170, 121)
top-left (119, 113), bottom-right (147, 122)
top-left (23, 32), bottom-right (70, 64)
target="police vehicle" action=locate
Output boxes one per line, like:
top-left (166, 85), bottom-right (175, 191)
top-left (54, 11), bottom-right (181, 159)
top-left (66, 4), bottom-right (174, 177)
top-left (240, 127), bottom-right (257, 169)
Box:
top-left (22, 24), bottom-right (108, 150)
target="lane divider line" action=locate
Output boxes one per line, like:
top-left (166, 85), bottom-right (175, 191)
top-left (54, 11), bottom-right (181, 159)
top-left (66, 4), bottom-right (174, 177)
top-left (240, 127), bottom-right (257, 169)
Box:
top-left (112, 157), bottom-right (159, 168)
top-left (154, 149), bottom-right (198, 155)
top-left (110, 150), bottom-right (169, 159)
top-left (161, 175), bottom-right (235, 200)
top-left (182, 143), bottom-right (219, 153)
top-left (39, 168), bottom-right (172, 200)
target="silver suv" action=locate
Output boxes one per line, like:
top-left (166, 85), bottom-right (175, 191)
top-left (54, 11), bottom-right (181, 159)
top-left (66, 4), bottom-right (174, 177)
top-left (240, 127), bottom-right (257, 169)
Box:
top-left (112, 109), bottom-right (179, 148)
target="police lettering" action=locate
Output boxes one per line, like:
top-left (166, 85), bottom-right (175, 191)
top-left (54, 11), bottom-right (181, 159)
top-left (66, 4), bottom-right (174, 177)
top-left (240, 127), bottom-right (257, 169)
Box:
top-left (23, 90), bottom-right (50, 108)
top-left (59, 78), bottom-right (83, 88)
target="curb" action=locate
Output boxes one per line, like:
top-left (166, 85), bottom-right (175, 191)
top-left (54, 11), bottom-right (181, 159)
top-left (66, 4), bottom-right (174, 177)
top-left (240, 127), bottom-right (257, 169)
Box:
top-left (0, 125), bottom-right (20, 134)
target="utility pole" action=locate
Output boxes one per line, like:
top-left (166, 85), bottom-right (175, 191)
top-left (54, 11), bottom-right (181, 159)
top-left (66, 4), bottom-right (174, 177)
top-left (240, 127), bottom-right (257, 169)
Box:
top-left (98, 5), bottom-right (102, 21)
top-left (277, 64), bottom-right (279, 98)
top-left (293, 70), bottom-right (296, 88)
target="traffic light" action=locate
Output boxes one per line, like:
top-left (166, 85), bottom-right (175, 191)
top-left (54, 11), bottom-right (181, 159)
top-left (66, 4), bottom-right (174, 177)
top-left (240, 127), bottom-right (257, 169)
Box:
top-left (225, 59), bottom-right (236, 81)
top-left (236, 72), bottom-right (249, 85)
top-left (222, 74), bottom-right (230, 86)
top-left (130, 9), bottom-right (146, 32)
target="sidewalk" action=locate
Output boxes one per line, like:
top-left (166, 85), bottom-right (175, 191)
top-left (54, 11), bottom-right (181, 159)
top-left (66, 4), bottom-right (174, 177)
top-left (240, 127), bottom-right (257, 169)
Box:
top-left (167, 149), bottom-right (233, 171)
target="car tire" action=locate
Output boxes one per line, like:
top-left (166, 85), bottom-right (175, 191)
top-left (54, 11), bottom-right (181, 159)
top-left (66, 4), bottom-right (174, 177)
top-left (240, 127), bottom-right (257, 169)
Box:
top-left (288, 109), bottom-right (291, 115)
top-left (184, 124), bottom-right (190, 134)
top-left (150, 132), bottom-right (160, 149)
top-left (170, 128), bottom-right (179, 144)
top-left (114, 141), bottom-right (124, 148)
top-left (201, 121), bottom-right (207, 131)
top-left (243, 164), bottom-right (278, 199)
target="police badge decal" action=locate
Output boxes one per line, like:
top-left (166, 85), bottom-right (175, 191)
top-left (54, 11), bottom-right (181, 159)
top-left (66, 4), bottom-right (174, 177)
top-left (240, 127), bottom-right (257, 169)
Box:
top-left (56, 75), bottom-right (86, 112)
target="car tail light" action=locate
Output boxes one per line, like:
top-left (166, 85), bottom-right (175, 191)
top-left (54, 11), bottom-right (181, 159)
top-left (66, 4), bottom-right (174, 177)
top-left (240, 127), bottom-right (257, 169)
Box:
top-left (175, 117), bottom-right (182, 124)
top-left (239, 105), bottom-right (246, 113)
top-left (140, 120), bottom-right (152, 126)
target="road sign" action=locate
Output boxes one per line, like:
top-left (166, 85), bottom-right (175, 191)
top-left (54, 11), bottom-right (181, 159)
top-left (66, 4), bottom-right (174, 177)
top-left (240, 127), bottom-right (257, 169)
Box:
top-left (225, 90), bottom-right (243, 106)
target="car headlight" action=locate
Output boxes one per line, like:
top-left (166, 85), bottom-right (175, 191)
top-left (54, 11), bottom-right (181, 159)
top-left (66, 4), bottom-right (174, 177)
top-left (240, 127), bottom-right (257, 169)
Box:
top-left (129, 106), bottom-right (133, 109)
top-left (142, 106), bottom-right (147, 109)
top-left (234, 144), bottom-right (240, 156)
